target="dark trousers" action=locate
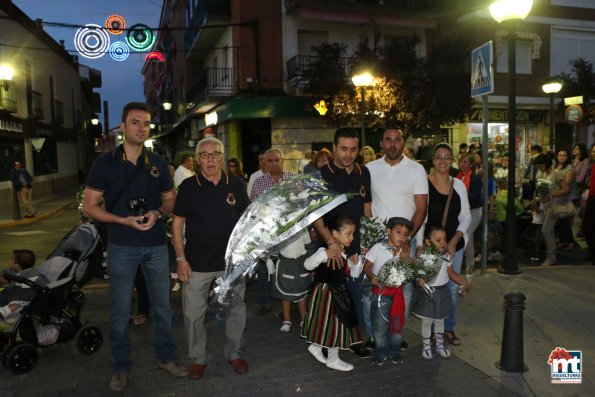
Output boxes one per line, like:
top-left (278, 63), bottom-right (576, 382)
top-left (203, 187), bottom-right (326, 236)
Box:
top-left (584, 198), bottom-right (595, 258)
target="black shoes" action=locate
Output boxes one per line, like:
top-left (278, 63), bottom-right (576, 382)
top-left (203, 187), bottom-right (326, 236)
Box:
top-left (401, 340), bottom-right (408, 351)
top-left (364, 337), bottom-right (375, 351)
top-left (349, 343), bottom-right (371, 358)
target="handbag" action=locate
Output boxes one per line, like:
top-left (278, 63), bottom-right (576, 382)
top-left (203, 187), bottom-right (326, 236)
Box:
top-left (550, 198), bottom-right (576, 219)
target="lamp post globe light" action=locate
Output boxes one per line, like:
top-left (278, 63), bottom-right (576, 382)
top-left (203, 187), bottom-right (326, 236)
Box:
top-left (490, 0), bottom-right (533, 275)
top-left (0, 64), bottom-right (14, 90)
top-left (352, 72), bottom-right (374, 147)
top-left (542, 79), bottom-right (563, 151)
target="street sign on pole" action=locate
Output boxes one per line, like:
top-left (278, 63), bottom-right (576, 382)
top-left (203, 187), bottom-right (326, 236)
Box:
top-left (471, 41), bottom-right (494, 98)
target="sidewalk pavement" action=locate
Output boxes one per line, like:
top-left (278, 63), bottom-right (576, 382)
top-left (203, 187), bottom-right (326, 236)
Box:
top-left (0, 194), bottom-right (593, 396)
top-left (0, 186), bottom-right (80, 229)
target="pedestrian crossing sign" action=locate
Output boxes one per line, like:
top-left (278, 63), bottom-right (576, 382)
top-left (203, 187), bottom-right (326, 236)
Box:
top-left (471, 41), bottom-right (494, 98)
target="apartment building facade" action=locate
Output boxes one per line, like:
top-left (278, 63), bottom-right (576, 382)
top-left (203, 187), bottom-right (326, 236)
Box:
top-left (144, 0), bottom-right (595, 174)
top-left (0, 0), bottom-right (101, 207)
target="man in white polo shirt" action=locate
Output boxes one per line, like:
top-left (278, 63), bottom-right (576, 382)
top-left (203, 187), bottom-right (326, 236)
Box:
top-left (366, 127), bottom-right (428, 350)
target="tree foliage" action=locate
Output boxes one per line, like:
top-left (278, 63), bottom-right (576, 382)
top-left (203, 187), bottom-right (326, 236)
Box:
top-left (558, 58), bottom-right (595, 124)
top-left (303, 34), bottom-right (473, 139)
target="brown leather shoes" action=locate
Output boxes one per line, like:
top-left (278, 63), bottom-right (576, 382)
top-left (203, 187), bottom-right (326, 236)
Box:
top-left (189, 363), bottom-right (207, 379)
top-left (228, 358), bottom-right (249, 374)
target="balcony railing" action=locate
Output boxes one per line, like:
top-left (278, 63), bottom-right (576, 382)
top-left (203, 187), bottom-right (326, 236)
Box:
top-left (32, 90), bottom-right (44, 120)
top-left (185, 67), bottom-right (234, 105)
top-left (286, 55), bottom-right (353, 87)
top-left (53, 100), bottom-right (64, 125)
top-left (0, 88), bottom-right (17, 113)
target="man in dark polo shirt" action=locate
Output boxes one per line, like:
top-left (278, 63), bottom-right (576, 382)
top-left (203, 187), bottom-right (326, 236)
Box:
top-left (82, 102), bottom-right (186, 392)
top-left (314, 127), bottom-right (372, 358)
top-left (172, 137), bottom-right (250, 380)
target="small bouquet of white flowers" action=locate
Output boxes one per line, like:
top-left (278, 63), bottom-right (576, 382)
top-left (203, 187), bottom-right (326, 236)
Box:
top-left (535, 177), bottom-right (552, 199)
top-left (360, 217), bottom-right (387, 249)
top-left (377, 245), bottom-right (444, 290)
top-left (215, 172), bottom-right (347, 304)
top-left (350, 217), bottom-right (387, 278)
top-left (495, 168), bottom-right (508, 181)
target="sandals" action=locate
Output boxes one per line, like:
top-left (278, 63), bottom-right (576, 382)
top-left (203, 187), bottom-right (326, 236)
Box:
top-left (133, 314), bottom-right (148, 325)
top-left (443, 331), bottom-right (461, 346)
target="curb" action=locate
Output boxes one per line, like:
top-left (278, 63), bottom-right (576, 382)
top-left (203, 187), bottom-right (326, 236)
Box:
top-left (0, 201), bottom-right (76, 229)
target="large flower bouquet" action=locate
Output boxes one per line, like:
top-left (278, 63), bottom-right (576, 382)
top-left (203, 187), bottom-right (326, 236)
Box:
top-left (215, 172), bottom-right (347, 303)
top-left (535, 177), bottom-right (552, 199)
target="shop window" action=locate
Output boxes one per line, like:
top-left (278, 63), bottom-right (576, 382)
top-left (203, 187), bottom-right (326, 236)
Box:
top-left (33, 138), bottom-right (58, 176)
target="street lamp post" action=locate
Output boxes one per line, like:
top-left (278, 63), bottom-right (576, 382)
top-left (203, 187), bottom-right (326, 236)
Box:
top-left (352, 72), bottom-right (374, 147)
top-left (542, 79), bottom-right (563, 152)
top-left (490, 0), bottom-right (533, 275)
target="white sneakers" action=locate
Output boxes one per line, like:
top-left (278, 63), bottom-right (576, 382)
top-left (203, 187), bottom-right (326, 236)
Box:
top-left (308, 344), bottom-right (327, 364)
top-left (308, 344), bottom-right (354, 371)
top-left (326, 358), bottom-right (354, 371)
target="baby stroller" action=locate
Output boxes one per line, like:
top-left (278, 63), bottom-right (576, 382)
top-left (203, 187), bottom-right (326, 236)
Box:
top-left (0, 224), bottom-right (104, 374)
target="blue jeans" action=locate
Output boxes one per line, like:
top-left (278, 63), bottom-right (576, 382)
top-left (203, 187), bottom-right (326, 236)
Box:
top-left (444, 248), bottom-right (464, 332)
top-left (346, 274), bottom-right (367, 339)
top-left (107, 244), bottom-right (176, 372)
top-left (371, 293), bottom-right (403, 360)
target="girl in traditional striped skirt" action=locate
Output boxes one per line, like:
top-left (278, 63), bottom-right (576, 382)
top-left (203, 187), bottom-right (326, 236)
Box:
top-left (301, 214), bottom-right (361, 372)
top-left (412, 224), bottom-right (470, 360)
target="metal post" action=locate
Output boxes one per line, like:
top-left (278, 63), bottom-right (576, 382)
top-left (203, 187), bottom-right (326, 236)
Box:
top-left (360, 87), bottom-right (366, 147)
top-left (481, 95), bottom-right (489, 274)
top-left (12, 186), bottom-right (22, 220)
top-left (496, 292), bottom-right (528, 372)
top-left (500, 28), bottom-right (521, 275)
top-left (549, 94), bottom-right (555, 151)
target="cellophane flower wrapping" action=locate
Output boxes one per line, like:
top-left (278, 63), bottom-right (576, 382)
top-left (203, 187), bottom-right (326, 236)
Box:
top-left (377, 245), bottom-right (444, 288)
top-left (215, 172), bottom-right (347, 304)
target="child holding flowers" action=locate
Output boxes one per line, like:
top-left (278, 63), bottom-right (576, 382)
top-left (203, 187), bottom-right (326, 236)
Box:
top-left (412, 224), bottom-right (470, 360)
top-left (301, 214), bottom-right (361, 372)
top-left (362, 217), bottom-right (413, 366)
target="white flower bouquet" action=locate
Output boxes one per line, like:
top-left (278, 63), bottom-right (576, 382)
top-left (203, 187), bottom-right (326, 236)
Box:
top-left (350, 217), bottom-right (387, 278)
top-left (215, 172), bottom-right (348, 303)
top-left (535, 177), bottom-right (552, 198)
top-left (360, 217), bottom-right (387, 249)
top-left (495, 168), bottom-right (508, 181)
top-left (377, 245), bottom-right (444, 289)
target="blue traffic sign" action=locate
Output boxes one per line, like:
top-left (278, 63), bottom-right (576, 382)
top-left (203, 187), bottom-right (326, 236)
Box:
top-left (471, 41), bottom-right (494, 98)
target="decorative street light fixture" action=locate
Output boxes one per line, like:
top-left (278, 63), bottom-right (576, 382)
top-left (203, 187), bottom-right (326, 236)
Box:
top-left (490, 0), bottom-right (533, 275)
top-left (162, 101), bottom-right (172, 111)
top-left (352, 72), bottom-right (374, 147)
top-left (91, 117), bottom-right (100, 126)
top-left (541, 78), bottom-right (563, 151)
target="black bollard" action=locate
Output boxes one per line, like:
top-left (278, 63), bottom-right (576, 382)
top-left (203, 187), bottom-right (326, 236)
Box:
top-left (496, 292), bottom-right (528, 372)
top-left (12, 187), bottom-right (22, 220)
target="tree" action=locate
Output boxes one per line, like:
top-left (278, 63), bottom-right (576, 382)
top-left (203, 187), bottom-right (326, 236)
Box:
top-left (559, 58), bottom-right (595, 124)
top-left (303, 34), bottom-right (473, 140)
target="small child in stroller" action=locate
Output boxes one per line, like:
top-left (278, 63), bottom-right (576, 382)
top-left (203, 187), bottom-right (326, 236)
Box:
top-left (0, 249), bottom-right (46, 307)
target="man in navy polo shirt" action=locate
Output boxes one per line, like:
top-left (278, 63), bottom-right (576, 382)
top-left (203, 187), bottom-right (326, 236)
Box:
top-left (82, 102), bottom-right (186, 392)
top-left (172, 137), bottom-right (251, 380)
top-left (313, 127), bottom-right (372, 358)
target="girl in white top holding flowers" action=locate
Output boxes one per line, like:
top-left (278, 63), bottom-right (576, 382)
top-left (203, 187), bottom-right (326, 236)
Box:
top-left (413, 224), bottom-right (469, 360)
top-left (301, 214), bottom-right (361, 372)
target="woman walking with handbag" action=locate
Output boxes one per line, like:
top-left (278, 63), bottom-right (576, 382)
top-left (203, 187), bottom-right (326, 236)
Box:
top-left (534, 151), bottom-right (575, 267)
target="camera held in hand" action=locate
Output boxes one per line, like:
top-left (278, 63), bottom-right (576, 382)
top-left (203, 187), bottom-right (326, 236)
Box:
top-left (128, 198), bottom-right (149, 224)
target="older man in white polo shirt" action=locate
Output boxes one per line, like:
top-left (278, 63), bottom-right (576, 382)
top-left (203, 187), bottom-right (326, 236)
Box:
top-left (366, 127), bottom-right (428, 350)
